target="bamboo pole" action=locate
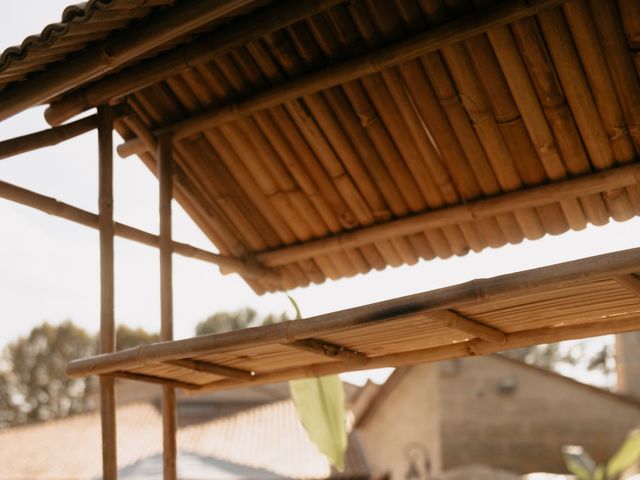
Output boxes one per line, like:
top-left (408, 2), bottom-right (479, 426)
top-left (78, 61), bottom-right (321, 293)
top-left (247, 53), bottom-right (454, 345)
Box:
top-left (44, 0), bottom-right (345, 126)
top-left (0, 0), bottom-right (252, 122)
top-left (0, 105), bottom-right (129, 160)
top-left (66, 246), bottom-right (640, 378)
top-left (0, 179), bottom-right (279, 282)
top-left (0, 115), bottom-right (97, 160)
top-left (158, 132), bottom-right (177, 480)
top-left (255, 163), bottom-right (640, 267)
top-left (97, 105), bottom-right (117, 480)
top-left (142, 0), bottom-right (568, 141)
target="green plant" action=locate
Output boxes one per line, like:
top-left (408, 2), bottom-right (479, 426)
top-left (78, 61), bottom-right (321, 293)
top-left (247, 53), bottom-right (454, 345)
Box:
top-left (563, 430), bottom-right (640, 480)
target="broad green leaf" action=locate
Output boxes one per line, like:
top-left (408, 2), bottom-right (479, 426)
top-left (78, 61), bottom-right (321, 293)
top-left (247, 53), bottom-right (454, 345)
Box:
top-left (290, 375), bottom-right (348, 470)
top-left (606, 430), bottom-right (640, 479)
top-left (286, 294), bottom-right (348, 471)
top-left (593, 464), bottom-right (604, 480)
top-left (563, 446), bottom-right (596, 480)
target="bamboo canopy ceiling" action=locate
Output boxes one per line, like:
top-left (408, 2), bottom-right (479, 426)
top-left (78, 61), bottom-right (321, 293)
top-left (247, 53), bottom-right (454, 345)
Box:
top-left (66, 249), bottom-right (640, 392)
top-left (2, 0), bottom-right (640, 293)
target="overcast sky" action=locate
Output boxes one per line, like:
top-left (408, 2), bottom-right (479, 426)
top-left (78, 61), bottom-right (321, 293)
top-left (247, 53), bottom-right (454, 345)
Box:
top-left (0, 1), bottom-right (638, 386)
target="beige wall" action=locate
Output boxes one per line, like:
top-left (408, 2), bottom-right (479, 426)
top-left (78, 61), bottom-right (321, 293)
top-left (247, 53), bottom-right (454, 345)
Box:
top-left (616, 332), bottom-right (640, 400)
top-left (358, 364), bottom-right (442, 479)
top-left (439, 356), bottom-right (640, 474)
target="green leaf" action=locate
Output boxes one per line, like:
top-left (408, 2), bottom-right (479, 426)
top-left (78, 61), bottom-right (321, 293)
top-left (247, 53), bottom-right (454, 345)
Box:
top-left (286, 294), bottom-right (348, 471)
top-left (606, 430), bottom-right (640, 479)
top-left (562, 446), bottom-right (596, 480)
top-left (290, 375), bottom-right (348, 471)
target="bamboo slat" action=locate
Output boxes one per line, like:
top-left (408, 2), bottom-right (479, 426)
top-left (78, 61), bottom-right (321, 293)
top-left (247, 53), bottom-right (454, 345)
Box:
top-left (537, 7), bottom-right (634, 221)
top-left (510, 16), bottom-right (610, 226)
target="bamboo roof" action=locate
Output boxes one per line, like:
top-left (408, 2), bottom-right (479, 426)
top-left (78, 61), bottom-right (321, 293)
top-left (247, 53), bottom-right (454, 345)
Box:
top-left (1, 0), bottom-right (640, 292)
top-left (67, 248), bottom-right (640, 392)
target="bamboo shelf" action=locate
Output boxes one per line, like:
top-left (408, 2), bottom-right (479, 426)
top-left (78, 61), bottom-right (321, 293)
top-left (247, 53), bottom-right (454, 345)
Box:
top-left (67, 248), bottom-right (640, 393)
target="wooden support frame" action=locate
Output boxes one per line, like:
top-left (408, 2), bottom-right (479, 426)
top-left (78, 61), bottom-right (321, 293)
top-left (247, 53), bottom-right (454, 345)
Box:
top-left (287, 339), bottom-right (369, 365)
top-left (616, 274), bottom-right (640, 297)
top-left (165, 359), bottom-right (255, 381)
top-left (158, 132), bottom-right (177, 480)
top-left (97, 105), bottom-right (117, 480)
top-left (433, 310), bottom-right (507, 344)
top-left (0, 0), bottom-right (253, 122)
top-left (44, 0), bottom-right (345, 125)
top-left (0, 179), bottom-right (280, 282)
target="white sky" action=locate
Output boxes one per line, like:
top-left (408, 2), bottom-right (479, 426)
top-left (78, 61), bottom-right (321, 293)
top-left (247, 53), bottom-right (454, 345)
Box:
top-left (0, 1), bottom-right (638, 387)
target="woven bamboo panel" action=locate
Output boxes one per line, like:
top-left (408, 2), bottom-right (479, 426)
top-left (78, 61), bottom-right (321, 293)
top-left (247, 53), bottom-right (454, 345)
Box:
top-left (111, 0), bottom-right (640, 292)
top-left (67, 249), bottom-right (640, 393)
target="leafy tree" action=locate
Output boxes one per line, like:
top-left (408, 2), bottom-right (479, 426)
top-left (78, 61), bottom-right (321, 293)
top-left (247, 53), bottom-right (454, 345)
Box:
top-left (502, 340), bottom-right (615, 383)
top-left (2, 321), bottom-right (97, 426)
top-left (195, 307), bottom-right (287, 335)
top-left (0, 321), bottom-right (160, 428)
top-left (116, 325), bottom-right (159, 351)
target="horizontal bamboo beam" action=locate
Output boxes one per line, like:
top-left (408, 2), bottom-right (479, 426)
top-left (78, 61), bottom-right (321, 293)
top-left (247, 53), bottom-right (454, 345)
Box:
top-left (66, 247), bottom-right (640, 378)
top-left (616, 274), bottom-right (640, 297)
top-left (0, 105), bottom-right (129, 160)
top-left (0, 115), bottom-right (97, 160)
top-left (45, 0), bottom-right (345, 126)
top-left (196, 314), bottom-right (640, 393)
top-left (0, 179), bottom-right (280, 282)
top-left (255, 163), bottom-right (640, 266)
top-left (433, 310), bottom-right (507, 344)
top-left (0, 0), bottom-right (251, 122)
top-left (109, 371), bottom-right (200, 390)
top-left (286, 339), bottom-right (369, 365)
top-left (124, 0), bottom-right (567, 141)
top-left (164, 359), bottom-right (254, 381)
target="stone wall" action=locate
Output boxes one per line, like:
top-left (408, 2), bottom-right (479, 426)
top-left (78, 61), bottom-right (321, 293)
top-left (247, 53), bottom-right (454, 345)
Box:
top-left (439, 356), bottom-right (640, 474)
top-left (357, 364), bottom-right (442, 479)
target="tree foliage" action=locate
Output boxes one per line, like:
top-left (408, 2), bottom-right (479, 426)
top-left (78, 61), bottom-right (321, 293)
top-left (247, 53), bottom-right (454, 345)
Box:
top-left (1, 321), bottom-right (96, 426)
top-left (0, 321), bottom-right (159, 428)
top-left (194, 307), bottom-right (287, 335)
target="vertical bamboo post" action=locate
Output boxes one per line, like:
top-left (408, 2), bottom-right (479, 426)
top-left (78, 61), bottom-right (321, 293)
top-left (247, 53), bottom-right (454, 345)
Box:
top-left (97, 105), bottom-right (117, 480)
top-left (158, 132), bottom-right (177, 480)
